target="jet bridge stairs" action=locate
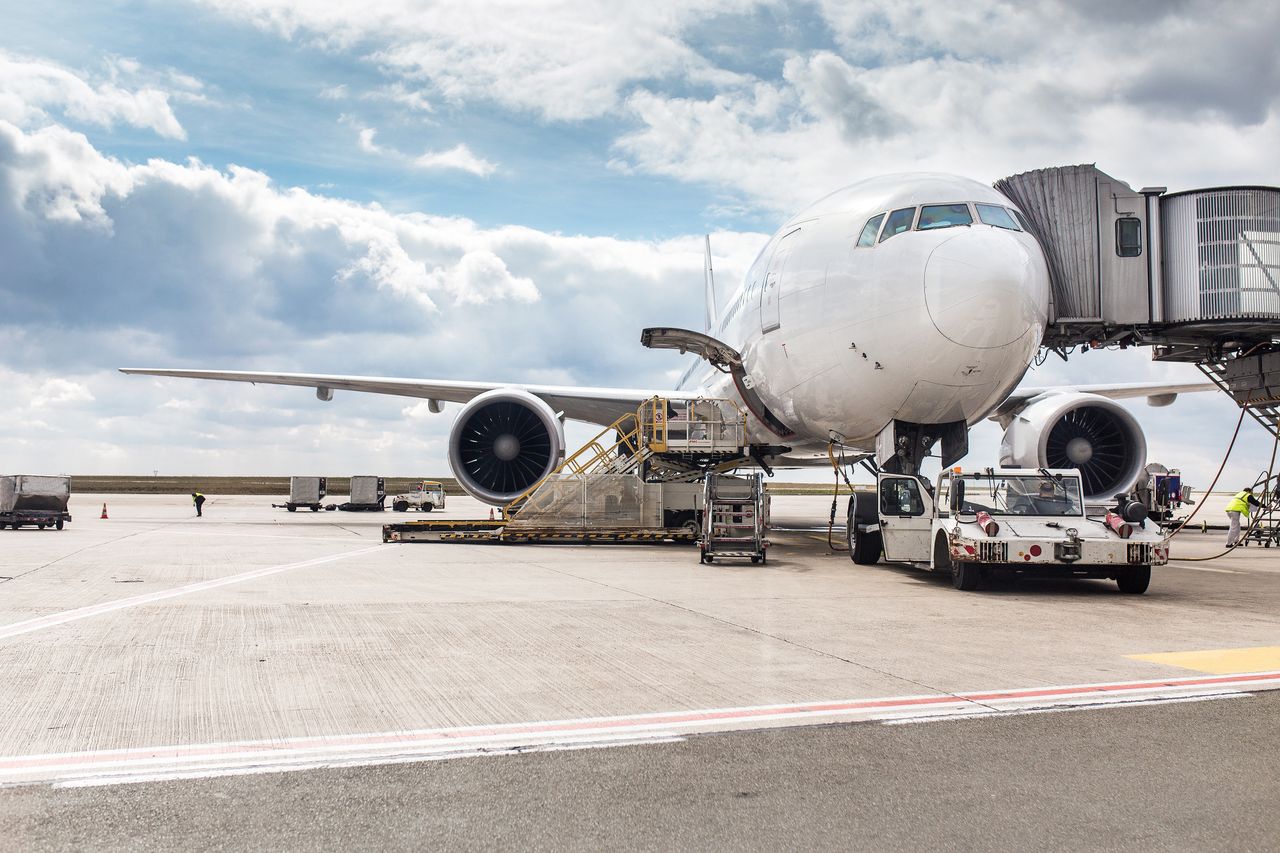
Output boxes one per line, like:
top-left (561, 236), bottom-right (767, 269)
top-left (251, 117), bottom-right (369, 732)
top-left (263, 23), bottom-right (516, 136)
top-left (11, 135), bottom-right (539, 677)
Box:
top-left (383, 397), bottom-right (758, 544)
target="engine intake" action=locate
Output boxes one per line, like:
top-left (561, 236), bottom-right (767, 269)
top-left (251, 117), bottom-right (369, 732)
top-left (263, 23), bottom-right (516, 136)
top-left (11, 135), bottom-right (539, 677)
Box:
top-left (448, 389), bottom-right (565, 505)
top-left (999, 392), bottom-right (1147, 502)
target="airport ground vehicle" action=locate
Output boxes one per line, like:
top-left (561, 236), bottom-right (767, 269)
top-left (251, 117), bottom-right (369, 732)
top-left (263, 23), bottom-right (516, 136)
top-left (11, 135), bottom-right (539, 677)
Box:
top-left (0, 475), bottom-right (72, 530)
top-left (392, 481), bottom-right (446, 513)
top-left (847, 468), bottom-right (1167, 593)
top-left (273, 476), bottom-right (328, 512)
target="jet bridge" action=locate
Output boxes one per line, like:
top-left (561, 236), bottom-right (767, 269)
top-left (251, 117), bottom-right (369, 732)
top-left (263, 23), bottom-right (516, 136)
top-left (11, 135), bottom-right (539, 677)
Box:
top-left (996, 165), bottom-right (1280, 433)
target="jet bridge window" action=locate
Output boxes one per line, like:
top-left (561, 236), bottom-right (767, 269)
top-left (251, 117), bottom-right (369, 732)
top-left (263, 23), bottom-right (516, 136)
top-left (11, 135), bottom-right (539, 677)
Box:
top-left (879, 207), bottom-right (916, 242)
top-left (917, 204), bottom-right (973, 230)
top-left (856, 213), bottom-right (886, 247)
top-left (1116, 217), bottom-right (1142, 257)
top-left (976, 203), bottom-right (1021, 231)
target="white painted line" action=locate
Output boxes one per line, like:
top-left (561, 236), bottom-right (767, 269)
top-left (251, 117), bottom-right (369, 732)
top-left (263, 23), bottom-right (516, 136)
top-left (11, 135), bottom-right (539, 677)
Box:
top-left (4, 670), bottom-right (1279, 788)
top-left (878, 691), bottom-right (1251, 725)
top-left (0, 544), bottom-right (384, 642)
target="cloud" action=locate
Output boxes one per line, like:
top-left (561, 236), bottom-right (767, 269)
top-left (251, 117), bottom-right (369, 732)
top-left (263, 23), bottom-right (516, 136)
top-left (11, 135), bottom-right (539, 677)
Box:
top-left (412, 143), bottom-right (496, 177)
top-left (0, 117), bottom-right (766, 387)
top-left (611, 1), bottom-right (1280, 214)
top-left (29, 378), bottom-right (94, 407)
top-left (194, 0), bottom-right (763, 121)
top-left (0, 52), bottom-right (188, 139)
top-left (355, 127), bottom-right (494, 176)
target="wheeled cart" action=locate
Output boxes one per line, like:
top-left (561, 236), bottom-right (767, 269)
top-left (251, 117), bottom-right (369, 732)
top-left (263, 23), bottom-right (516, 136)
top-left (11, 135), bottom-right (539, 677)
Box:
top-left (698, 472), bottom-right (768, 564)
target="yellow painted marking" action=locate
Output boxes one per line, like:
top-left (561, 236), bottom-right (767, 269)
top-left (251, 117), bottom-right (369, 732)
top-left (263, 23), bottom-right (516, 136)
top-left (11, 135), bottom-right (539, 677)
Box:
top-left (1128, 646), bottom-right (1280, 674)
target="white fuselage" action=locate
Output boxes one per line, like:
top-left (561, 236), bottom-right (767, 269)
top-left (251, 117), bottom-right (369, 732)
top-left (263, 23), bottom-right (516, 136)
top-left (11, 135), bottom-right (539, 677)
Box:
top-left (681, 173), bottom-right (1051, 454)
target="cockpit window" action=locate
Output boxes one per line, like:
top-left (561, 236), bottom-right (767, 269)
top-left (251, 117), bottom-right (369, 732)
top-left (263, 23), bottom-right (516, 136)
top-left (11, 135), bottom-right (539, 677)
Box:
top-left (976, 203), bottom-right (1021, 231)
top-left (879, 207), bottom-right (916, 242)
top-left (1011, 209), bottom-right (1035, 233)
top-left (917, 204), bottom-right (973, 230)
top-left (856, 213), bottom-right (885, 247)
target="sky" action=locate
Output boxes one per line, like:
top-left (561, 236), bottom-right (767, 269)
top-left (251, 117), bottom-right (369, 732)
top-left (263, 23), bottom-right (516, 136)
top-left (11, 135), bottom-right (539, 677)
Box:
top-left (2, 0), bottom-right (1279, 490)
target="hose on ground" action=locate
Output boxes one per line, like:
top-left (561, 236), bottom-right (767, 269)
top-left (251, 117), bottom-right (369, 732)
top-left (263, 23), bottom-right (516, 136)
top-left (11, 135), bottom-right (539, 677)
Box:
top-left (1167, 405), bottom-right (1247, 538)
top-left (1174, 411), bottom-right (1279, 562)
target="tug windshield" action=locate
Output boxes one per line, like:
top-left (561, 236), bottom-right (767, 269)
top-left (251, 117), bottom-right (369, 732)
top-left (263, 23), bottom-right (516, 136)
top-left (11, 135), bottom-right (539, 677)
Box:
top-left (949, 473), bottom-right (1083, 517)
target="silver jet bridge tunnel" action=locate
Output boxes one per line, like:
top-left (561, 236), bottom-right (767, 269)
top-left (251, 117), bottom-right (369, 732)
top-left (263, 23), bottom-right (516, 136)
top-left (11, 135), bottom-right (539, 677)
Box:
top-left (996, 164), bottom-right (1280, 434)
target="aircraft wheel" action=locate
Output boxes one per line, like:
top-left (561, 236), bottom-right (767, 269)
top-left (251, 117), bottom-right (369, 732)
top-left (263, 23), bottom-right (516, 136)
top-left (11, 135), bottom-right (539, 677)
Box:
top-left (952, 560), bottom-right (982, 591)
top-left (1117, 565), bottom-right (1151, 595)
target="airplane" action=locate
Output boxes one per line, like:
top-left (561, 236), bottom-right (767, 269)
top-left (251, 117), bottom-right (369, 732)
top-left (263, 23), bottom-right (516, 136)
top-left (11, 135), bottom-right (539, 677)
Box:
top-left (121, 172), bottom-right (1212, 516)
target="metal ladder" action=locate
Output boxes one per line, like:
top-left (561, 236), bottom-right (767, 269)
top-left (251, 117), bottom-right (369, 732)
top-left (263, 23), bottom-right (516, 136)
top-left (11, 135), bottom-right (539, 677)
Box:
top-left (698, 472), bottom-right (768, 564)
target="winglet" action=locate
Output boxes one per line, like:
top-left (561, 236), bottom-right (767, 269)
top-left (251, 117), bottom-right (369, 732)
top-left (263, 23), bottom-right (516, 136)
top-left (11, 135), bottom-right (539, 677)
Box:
top-left (704, 234), bottom-right (718, 333)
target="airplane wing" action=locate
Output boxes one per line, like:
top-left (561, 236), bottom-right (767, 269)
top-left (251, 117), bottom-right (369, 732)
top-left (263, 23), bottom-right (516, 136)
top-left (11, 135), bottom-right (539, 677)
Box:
top-left (990, 380), bottom-right (1218, 420)
top-left (118, 368), bottom-right (694, 427)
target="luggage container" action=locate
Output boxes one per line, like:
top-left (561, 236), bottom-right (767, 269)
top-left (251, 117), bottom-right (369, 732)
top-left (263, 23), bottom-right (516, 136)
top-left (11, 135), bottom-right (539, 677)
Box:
top-left (0, 475), bottom-right (72, 530)
top-left (273, 476), bottom-right (328, 512)
top-left (339, 476), bottom-right (386, 511)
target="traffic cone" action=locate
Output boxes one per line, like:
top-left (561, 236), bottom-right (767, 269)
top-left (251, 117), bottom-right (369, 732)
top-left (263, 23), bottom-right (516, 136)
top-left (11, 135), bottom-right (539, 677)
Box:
top-left (489, 507), bottom-right (495, 520)
top-left (100, 503), bottom-right (108, 519)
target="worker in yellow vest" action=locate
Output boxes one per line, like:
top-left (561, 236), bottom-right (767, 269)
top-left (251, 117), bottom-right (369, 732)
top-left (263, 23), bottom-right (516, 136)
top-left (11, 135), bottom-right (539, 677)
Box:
top-left (1225, 486), bottom-right (1262, 547)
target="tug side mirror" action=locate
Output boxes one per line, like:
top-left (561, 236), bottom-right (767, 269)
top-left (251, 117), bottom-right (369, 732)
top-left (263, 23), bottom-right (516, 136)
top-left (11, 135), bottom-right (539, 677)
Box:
top-left (950, 480), bottom-right (965, 513)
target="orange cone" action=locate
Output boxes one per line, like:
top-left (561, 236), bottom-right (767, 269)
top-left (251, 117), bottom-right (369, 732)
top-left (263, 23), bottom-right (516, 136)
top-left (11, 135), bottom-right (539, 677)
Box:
top-left (100, 503), bottom-right (109, 519)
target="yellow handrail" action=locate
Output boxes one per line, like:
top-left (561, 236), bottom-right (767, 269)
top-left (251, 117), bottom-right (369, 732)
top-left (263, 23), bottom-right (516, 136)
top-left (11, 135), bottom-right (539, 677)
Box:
top-left (504, 410), bottom-right (647, 515)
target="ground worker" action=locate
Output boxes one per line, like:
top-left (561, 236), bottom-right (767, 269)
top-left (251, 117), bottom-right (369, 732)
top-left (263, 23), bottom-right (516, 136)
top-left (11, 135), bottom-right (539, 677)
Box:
top-left (192, 492), bottom-right (206, 518)
top-left (1225, 486), bottom-right (1263, 547)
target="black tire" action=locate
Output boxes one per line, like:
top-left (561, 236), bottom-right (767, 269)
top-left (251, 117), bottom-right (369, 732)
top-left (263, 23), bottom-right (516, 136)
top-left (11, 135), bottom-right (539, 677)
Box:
top-left (750, 555), bottom-right (760, 564)
top-left (393, 500), bottom-right (410, 512)
top-left (704, 554), bottom-right (714, 564)
top-left (1117, 565), bottom-right (1151, 594)
top-left (422, 504), bottom-right (433, 512)
top-left (847, 492), bottom-right (881, 565)
top-left (847, 518), bottom-right (882, 565)
top-left (310, 505), bottom-right (319, 512)
top-left (933, 535), bottom-right (953, 575)
top-left (287, 506), bottom-right (297, 512)
top-left (952, 560), bottom-right (982, 591)
top-left (55, 518), bottom-right (64, 530)
top-left (37, 523), bottom-right (46, 530)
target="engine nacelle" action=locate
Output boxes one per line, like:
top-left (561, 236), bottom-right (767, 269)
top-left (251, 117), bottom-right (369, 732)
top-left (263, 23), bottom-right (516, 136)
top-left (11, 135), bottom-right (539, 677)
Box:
top-left (999, 392), bottom-right (1147, 502)
top-left (447, 388), bottom-right (566, 505)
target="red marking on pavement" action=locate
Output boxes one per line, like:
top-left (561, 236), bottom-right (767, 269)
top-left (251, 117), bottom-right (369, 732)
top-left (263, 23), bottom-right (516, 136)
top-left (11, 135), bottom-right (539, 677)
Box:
top-left (3, 670), bottom-right (1279, 775)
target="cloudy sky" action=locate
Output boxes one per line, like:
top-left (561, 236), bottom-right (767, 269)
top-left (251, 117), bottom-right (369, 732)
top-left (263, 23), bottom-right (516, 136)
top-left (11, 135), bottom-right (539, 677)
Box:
top-left (2, 0), bottom-right (1279, 488)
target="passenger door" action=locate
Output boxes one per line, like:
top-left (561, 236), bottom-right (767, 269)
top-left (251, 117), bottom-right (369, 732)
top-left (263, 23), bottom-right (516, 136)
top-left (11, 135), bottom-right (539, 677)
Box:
top-left (877, 474), bottom-right (933, 563)
top-left (760, 228), bottom-right (798, 333)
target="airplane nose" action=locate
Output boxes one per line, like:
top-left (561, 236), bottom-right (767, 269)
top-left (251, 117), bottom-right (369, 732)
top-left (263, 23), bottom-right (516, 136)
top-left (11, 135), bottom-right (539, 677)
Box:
top-left (923, 229), bottom-right (1048, 349)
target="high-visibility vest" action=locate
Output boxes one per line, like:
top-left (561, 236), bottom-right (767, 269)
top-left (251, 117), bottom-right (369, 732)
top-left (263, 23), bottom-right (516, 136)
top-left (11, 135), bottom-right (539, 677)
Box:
top-left (1226, 491), bottom-right (1252, 515)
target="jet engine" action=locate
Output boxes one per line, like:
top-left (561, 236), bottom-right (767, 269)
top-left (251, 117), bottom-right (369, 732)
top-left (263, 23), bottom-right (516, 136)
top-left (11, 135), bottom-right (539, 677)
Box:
top-left (447, 388), bottom-right (566, 505)
top-left (999, 392), bottom-right (1147, 502)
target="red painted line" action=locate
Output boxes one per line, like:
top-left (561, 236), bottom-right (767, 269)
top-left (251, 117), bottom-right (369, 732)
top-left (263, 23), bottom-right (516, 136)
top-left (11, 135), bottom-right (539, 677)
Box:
top-left (3, 670), bottom-right (1278, 774)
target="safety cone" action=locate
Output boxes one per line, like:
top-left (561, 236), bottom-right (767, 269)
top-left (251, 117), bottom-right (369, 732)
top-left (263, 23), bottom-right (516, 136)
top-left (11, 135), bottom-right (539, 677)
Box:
top-left (100, 503), bottom-right (109, 519)
top-left (489, 507), bottom-right (495, 520)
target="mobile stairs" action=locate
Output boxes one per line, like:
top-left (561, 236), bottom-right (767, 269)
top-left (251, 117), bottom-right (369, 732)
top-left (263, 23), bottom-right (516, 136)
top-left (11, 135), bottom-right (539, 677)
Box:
top-left (383, 397), bottom-right (760, 545)
top-left (698, 472), bottom-right (769, 564)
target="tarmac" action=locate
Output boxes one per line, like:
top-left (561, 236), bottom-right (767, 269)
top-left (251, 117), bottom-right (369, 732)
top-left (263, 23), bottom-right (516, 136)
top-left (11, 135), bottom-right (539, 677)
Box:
top-left (1, 492), bottom-right (1278, 850)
